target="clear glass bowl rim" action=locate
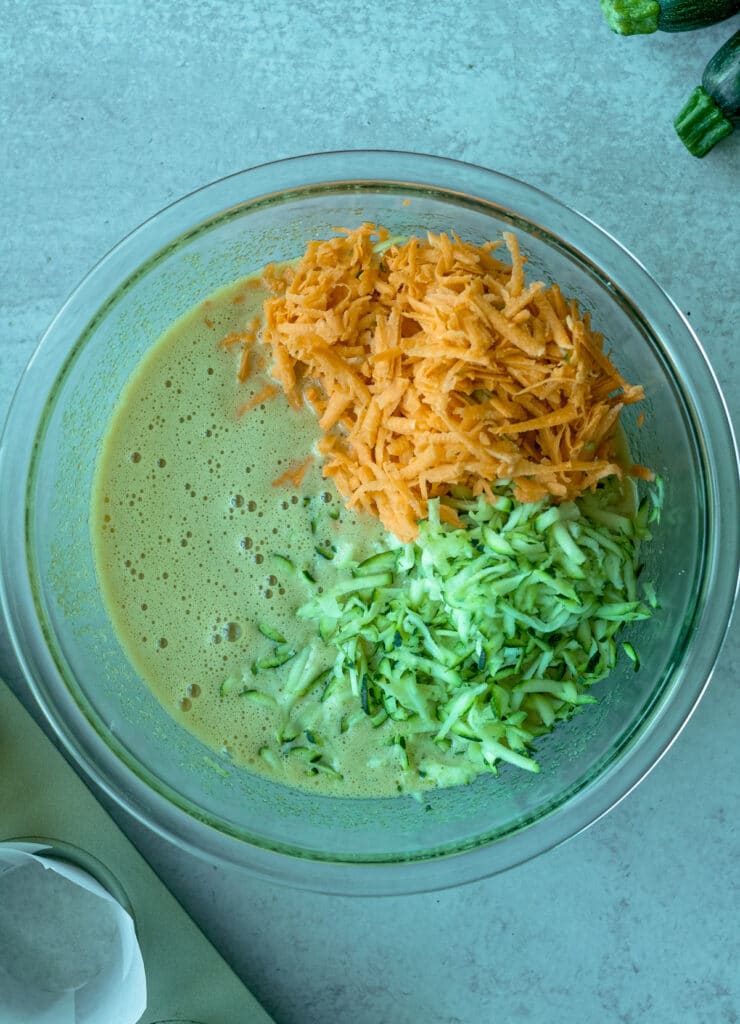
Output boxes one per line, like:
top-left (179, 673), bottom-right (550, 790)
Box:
top-left (1, 150), bottom-right (738, 895)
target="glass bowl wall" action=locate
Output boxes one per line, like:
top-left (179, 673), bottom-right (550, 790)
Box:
top-left (1, 152), bottom-right (737, 894)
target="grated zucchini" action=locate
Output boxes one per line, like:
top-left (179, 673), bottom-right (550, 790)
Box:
top-left (295, 478), bottom-right (661, 788)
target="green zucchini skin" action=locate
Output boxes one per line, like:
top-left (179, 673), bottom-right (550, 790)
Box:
top-left (704, 29), bottom-right (740, 123)
top-left (658, 0), bottom-right (740, 30)
top-left (601, 0), bottom-right (740, 34)
top-left (674, 30), bottom-right (740, 155)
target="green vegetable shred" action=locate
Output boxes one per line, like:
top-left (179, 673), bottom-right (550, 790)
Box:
top-left (286, 478), bottom-right (662, 789)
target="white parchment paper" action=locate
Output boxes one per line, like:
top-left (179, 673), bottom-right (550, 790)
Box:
top-left (0, 842), bottom-right (147, 1024)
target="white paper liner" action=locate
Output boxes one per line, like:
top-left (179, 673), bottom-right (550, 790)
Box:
top-left (0, 842), bottom-right (147, 1024)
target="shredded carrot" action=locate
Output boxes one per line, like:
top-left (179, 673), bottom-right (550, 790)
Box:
top-left (237, 344), bottom-right (252, 383)
top-left (236, 383), bottom-right (279, 417)
top-left (235, 224), bottom-right (650, 541)
top-left (219, 331), bottom-right (251, 349)
top-left (272, 456), bottom-right (314, 488)
top-left (224, 317), bottom-right (261, 382)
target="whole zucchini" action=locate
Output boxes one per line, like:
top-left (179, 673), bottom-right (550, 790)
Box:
top-left (675, 30), bottom-right (740, 156)
top-left (601, 0), bottom-right (740, 34)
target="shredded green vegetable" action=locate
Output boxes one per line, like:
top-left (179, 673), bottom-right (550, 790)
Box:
top-left (294, 479), bottom-right (661, 786)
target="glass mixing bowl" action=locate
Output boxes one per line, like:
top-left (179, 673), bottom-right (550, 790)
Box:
top-left (1, 152), bottom-right (737, 895)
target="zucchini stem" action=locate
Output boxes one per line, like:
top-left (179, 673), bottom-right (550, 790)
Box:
top-left (675, 86), bottom-right (734, 157)
top-left (600, 0), bottom-right (659, 34)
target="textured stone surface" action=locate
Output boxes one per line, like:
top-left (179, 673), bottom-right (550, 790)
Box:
top-left (1, 3), bottom-right (738, 1022)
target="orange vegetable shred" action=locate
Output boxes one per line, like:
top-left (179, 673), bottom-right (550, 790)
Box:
top-left (272, 456), bottom-right (314, 488)
top-left (236, 382), bottom-right (279, 417)
top-left (233, 224), bottom-right (651, 541)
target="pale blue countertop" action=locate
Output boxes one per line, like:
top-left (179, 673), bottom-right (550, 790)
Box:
top-left (1, 3), bottom-right (739, 1022)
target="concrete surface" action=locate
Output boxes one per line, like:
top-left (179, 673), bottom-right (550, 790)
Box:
top-left (1, 3), bottom-right (738, 1023)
